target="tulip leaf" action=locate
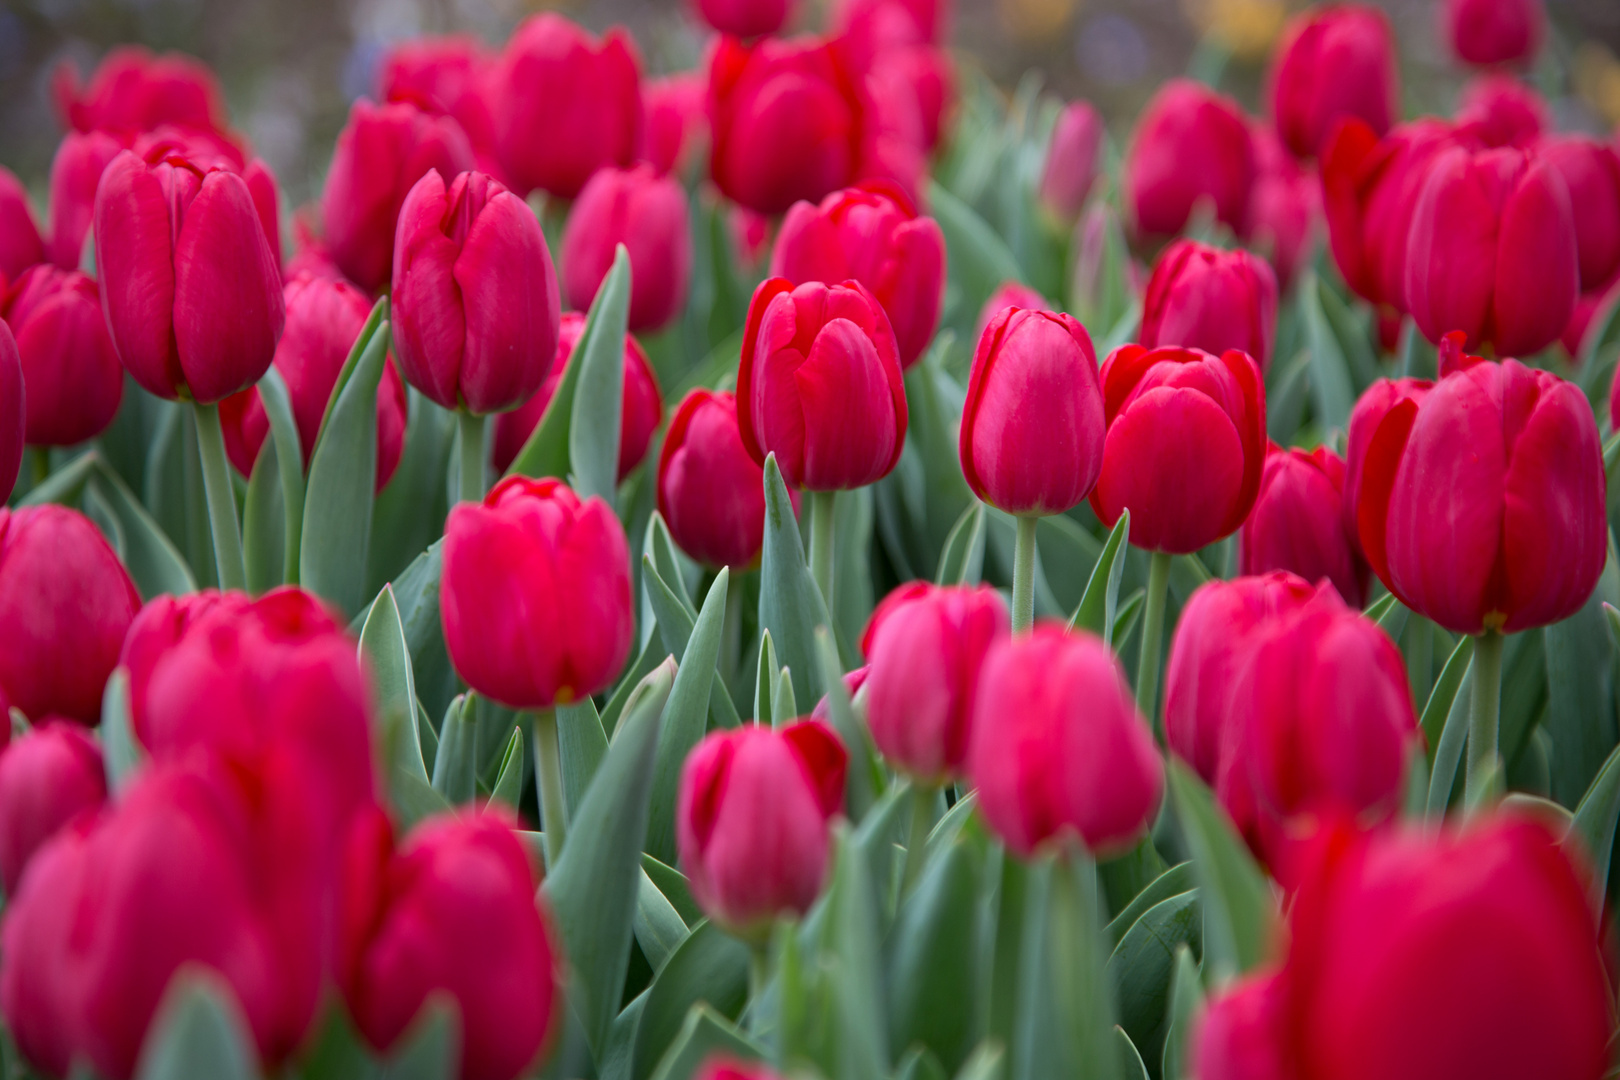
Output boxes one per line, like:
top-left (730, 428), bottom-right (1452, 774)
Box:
top-left (134, 968), bottom-right (257, 1080)
top-left (648, 512), bottom-right (697, 616)
top-left (17, 447), bottom-right (97, 507)
top-left (488, 726), bottom-right (525, 812)
top-left (1158, 945), bottom-right (1203, 1080)
top-left (242, 438), bottom-right (285, 594)
top-left (1544, 583), bottom-right (1619, 808)
top-left (358, 584), bottom-right (430, 792)
top-left (1299, 270), bottom-right (1354, 433)
top-left (815, 627), bottom-right (881, 821)
top-left (604, 637), bottom-right (666, 738)
top-left (642, 854), bottom-right (703, 925)
top-left (889, 837), bottom-right (983, 1075)
top-left (1107, 890), bottom-right (1202, 1078)
top-left (936, 502), bottom-right (988, 587)
top-left (1104, 862), bottom-right (1196, 948)
top-left (1604, 431), bottom-right (1620, 485)
top-left (1316, 276), bottom-right (1379, 393)
top-left (643, 556), bottom-right (740, 735)
top-left (894, 1047), bottom-right (950, 1080)
top-left (1266, 348), bottom-right (1313, 442)
top-left (772, 666), bottom-right (797, 726)
top-left (647, 1003), bottom-right (764, 1080)
top-left (1578, 288), bottom-right (1620, 388)
top-left (1362, 591), bottom-right (1397, 628)
top-left (570, 246), bottom-right (632, 507)
top-left (631, 921), bottom-right (752, 1080)
top-left (1165, 760), bottom-right (1276, 982)
top-left (952, 1042), bottom-right (1006, 1080)
top-left (1426, 661), bottom-right (1473, 816)
top-left (376, 998), bottom-right (458, 1080)
top-left (986, 848), bottom-right (1027, 1056)
top-left (1570, 738), bottom-right (1620, 915)
top-left (924, 791), bottom-right (979, 865)
top-left (821, 824), bottom-right (891, 1080)
top-left (100, 668), bottom-right (143, 794)
top-left (634, 869), bottom-right (690, 976)
top-left (504, 318), bottom-right (584, 485)
top-left (431, 694), bottom-right (476, 805)
top-left (558, 695), bottom-right (611, 818)
top-left (1109, 588), bottom-right (1146, 655)
top-left (86, 462), bottom-right (197, 600)
top-left (545, 658), bottom-right (674, 1062)
top-left (1069, 511), bottom-right (1130, 646)
top-left (368, 388), bottom-right (453, 597)
top-left (853, 779), bottom-right (913, 914)
top-left (928, 179), bottom-right (1025, 325)
top-left (258, 366), bottom-right (305, 586)
top-left (759, 454), bottom-right (834, 711)
top-left (755, 629), bottom-right (778, 726)
top-left (1116, 1027), bottom-right (1149, 1080)
top-left (1420, 634), bottom-right (1476, 765)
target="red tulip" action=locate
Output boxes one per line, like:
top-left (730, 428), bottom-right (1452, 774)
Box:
top-left (1, 265), bottom-right (122, 446)
top-left (677, 720), bottom-right (847, 939)
top-left (0, 505), bottom-right (140, 724)
top-left (0, 167), bottom-right (43, 281)
top-left (959, 306), bottom-right (1105, 516)
top-left (52, 46), bottom-right (226, 136)
top-left (45, 131), bottom-right (123, 271)
top-left (1455, 75), bottom-right (1547, 150)
top-left (489, 311), bottom-right (663, 481)
top-left (642, 74), bottom-right (707, 177)
top-left (321, 97), bottom-right (476, 293)
top-left (1341, 377), bottom-right (1432, 560)
top-left (340, 811), bottom-right (559, 1080)
top-left (118, 589), bottom-right (251, 732)
top-left (1039, 101), bottom-right (1105, 222)
top-left (737, 277), bottom-right (908, 491)
top-left (0, 721), bottom-right (105, 897)
top-left (132, 127), bottom-right (283, 272)
top-left (730, 206), bottom-right (775, 270)
top-left (1247, 127), bottom-right (1321, 291)
top-left (1141, 239), bottom-right (1278, 372)
top-left (0, 323), bottom-right (19, 503)
top-left (442, 476), bottom-right (634, 710)
top-left (1358, 358), bottom-right (1605, 635)
top-left (696, 0), bottom-right (792, 38)
top-left (1240, 445), bottom-right (1368, 608)
top-left (864, 43), bottom-right (954, 156)
top-left (94, 146), bottom-right (285, 404)
top-left (771, 180), bottom-right (946, 369)
top-left (1090, 345), bottom-right (1267, 554)
top-left (492, 14), bottom-right (642, 200)
top-left (861, 582), bottom-right (1008, 783)
top-left (968, 625), bottom-right (1163, 856)
top-left (1268, 4), bottom-right (1397, 160)
top-left (975, 281), bottom-right (1046, 341)
top-left (657, 389), bottom-right (778, 569)
top-left (1444, 0), bottom-right (1543, 67)
top-left (1538, 135), bottom-right (1620, 293)
top-left (561, 164), bottom-right (692, 333)
top-left (1124, 79), bottom-right (1255, 241)
top-left (391, 170), bottom-right (560, 415)
top-left (812, 666), bottom-right (869, 726)
top-left (377, 35), bottom-right (501, 183)
top-left (697, 1059), bottom-right (789, 1080)
top-left (831, 0), bottom-right (948, 46)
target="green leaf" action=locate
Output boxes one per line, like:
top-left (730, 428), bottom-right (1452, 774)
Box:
top-left (489, 726), bottom-right (525, 812)
top-left (894, 1047), bottom-right (950, 1080)
top-left (558, 696), bottom-right (611, 820)
top-left (642, 853), bottom-right (704, 925)
top-left (1109, 589), bottom-right (1146, 656)
top-left (358, 585), bottom-right (430, 787)
top-left (632, 921), bottom-right (752, 1080)
top-left (1570, 738), bottom-right (1620, 914)
top-left (431, 695), bottom-right (476, 804)
top-left (242, 437), bottom-right (285, 594)
top-left (377, 998), bottom-right (458, 1080)
top-left (928, 179), bottom-right (1025, 320)
top-left (1420, 634), bottom-right (1475, 765)
top-left (1544, 585), bottom-right (1619, 808)
top-left (1265, 348), bottom-right (1312, 443)
top-left (570, 246), bottom-right (632, 507)
top-left (17, 448), bottom-right (97, 507)
top-left (1104, 863), bottom-right (1195, 948)
top-left (1115, 1027), bottom-right (1149, 1080)
top-left (1069, 511), bottom-right (1129, 646)
top-left (758, 454), bottom-right (833, 711)
top-left (1426, 660), bottom-right (1473, 816)
top-left (888, 837), bottom-right (983, 1075)
top-left (100, 668), bottom-right (142, 794)
top-left (1107, 890), bottom-right (1201, 1078)
top-left (755, 629), bottom-right (778, 727)
top-left (1316, 276), bottom-right (1379, 393)
top-left (368, 388), bottom-right (452, 596)
top-left (1300, 271), bottom-right (1354, 433)
top-left (376, 540), bottom-right (457, 720)
top-left (1159, 946), bottom-right (1203, 1080)
top-left (1362, 591), bottom-right (1397, 628)
top-left (772, 665), bottom-right (797, 727)
top-left (936, 502), bottom-right (988, 587)
top-left (134, 969), bottom-right (257, 1080)
top-left (643, 556), bottom-right (741, 735)
top-left (87, 462), bottom-right (196, 600)
top-left (986, 850), bottom-right (1027, 1056)
top-left (647, 1004), bottom-right (764, 1080)
top-left (257, 366), bottom-right (306, 586)
top-left (604, 636), bottom-right (665, 738)
top-left (952, 1042), bottom-right (1006, 1080)
top-left (635, 869), bottom-right (691, 976)
top-left (815, 627), bottom-right (880, 820)
top-left (823, 825), bottom-right (890, 1080)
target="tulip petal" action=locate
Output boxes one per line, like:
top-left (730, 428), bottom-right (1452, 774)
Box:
top-left (1405, 149), bottom-right (1497, 351)
top-left (1491, 159), bottom-right (1578, 357)
top-left (94, 151), bottom-right (182, 399)
top-left (456, 188), bottom-right (559, 414)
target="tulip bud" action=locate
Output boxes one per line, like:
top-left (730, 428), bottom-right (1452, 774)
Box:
top-left (493, 14), bottom-right (642, 200)
top-left (339, 811), bottom-right (559, 1080)
top-left (0, 324), bottom-right (19, 503)
top-left (0, 505), bottom-right (140, 724)
top-left (391, 170), bottom-right (561, 415)
top-left (1444, 0), bottom-right (1543, 67)
top-left (861, 583), bottom-right (1008, 783)
top-left (959, 306), bottom-right (1106, 516)
top-left (677, 720), bottom-right (847, 939)
top-left (1240, 445), bottom-right (1369, 608)
top-left (975, 281), bottom-right (1047, 342)
top-left (46, 131), bottom-right (125, 271)
top-left (1538, 135), bottom-right (1620, 293)
top-left (771, 180), bottom-right (946, 368)
top-left (53, 45), bottom-right (226, 136)
top-left (442, 476), bottom-right (634, 710)
top-left (657, 389), bottom-right (778, 569)
top-left (1090, 344), bottom-right (1267, 554)
top-left (641, 73), bottom-right (707, 177)
top-left (216, 272), bottom-right (408, 492)
top-left (2, 265), bottom-right (123, 447)
top-left (94, 147), bottom-right (285, 404)
top-left (1124, 79), bottom-right (1255, 241)
top-left (1455, 75), bottom-right (1547, 150)
top-left (832, 0), bottom-right (948, 46)
top-left (118, 589), bottom-right (253, 734)
top-left (377, 35), bottom-right (501, 182)
top-left (1141, 239), bottom-right (1278, 372)
top-left (1247, 127), bottom-right (1321, 292)
top-left (696, 0), bottom-right (791, 38)
top-left (0, 721), bottom-right (106, 896)
top-left (811, 666), bottom-right (869, 726)
top-left (321, 97), bottom-right (476, 293)
top-left (1341, 377), bottom-right (1432, 560)
top-left (489, 311), bottom-right (663, 481)
top-left (0, 167), bottom-right (43, 281)
top-left (736, 278), bottom-right (908, 491)
top-left (696, 1059), bottom-right (789, 1080)
top-left (1039, 101), bottom-right (1104, 223)
top-left (1267, 4), bottom-right (1397, 160)
top-left (1358, 359), bottom-right (1605, 635)
top-left (561, 164), bottom-right (692, 333)
top-left (968, 625), bottom-right (1163, 856)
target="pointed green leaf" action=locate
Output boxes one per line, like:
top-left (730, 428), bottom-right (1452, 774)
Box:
top-left (358, 584), bottom-right (429, 786)
top-left (1105, 862), bottom-right (1196, 948)
top-left (1107, 890), bottom-right (1201, 1078)
top-left (647, 1003), bottom-right (764, 1080)
top-left (1570, 739), bottom-right (1620, 914)
top-left (242, 437), bottom-right (285, 594)
top-left (257, 366), bottom-right (306, 585)
top-left (134, 969), bottom-right (257, 1080)
top-left (489, 726), bottom-right (525, 812)
top-left (1159, 946), bottom-right (1203, 1080)
top-left (936, 502), bottom-right (988, 587)
top-left (1427, 660), bottom-right (1473, 816)
top-left (642, 853), bottom-right (703, 925)
top-left (755, 629), bottom-right (778, 727)
top-left (634, 869), bottom-right (690, 976)
top-left (952, 1042), bottom-right (1006, 1080)
top-left (1115, 1028), bottom-right (1149, 1080)
top-left (17, 448), bottom-right (97, 507)
top-left (759, 454), bottom-right (832, 710)
top-left (772, 665), bottom-right (796, 726)
top-left (1362, 591), bottom-right (1398, 627)
top-left (87, 463), bottom-right (196, 600)
top-left (1069, 511), bottom-right (1129, 645)
top-left (1420, 634), bottom-right (1475, 764)
top-left (889, 838), bottom-right (983, 1075)
top-left (101, 668), bottom-right (142, 794)
top-left (815, 626), bottom-right (879, 820)
top-left (558, 695), bottom-right (611, 818)
top-left (569, 246), bottom-right (632, 506)
top-left (431, 695), bottom-right (476, 804)
top-left (632, 921), bottom-right (752, 1080)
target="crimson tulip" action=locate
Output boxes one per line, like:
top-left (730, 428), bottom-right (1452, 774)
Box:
top-left (0, 323), bottom-right (18, 503)
top-left (1341, 377), bottom-right (1432, 560)
top-left (641, 74), bottom-right (707, 177)
top-left (975, 281), bottom-right (1046, 341)
top-left (1039, 100), bottom-right (1104, 223)
top-left (561, 163), bottom-right (691, 333)
top-left (0, 721), bottom-right (106, 896)
top-left (118, 589), bottom-right (252, 731)
top-left (1240, 445), bottom-right (1368, 608)
top-left (1268, 4), bottom-right (1397, 160)
top-left (1, 265), bottom-right (122, 446)
top-left (697, 1060), bottom-right (788, 1080)
top-left (1444, 0), bottom-right (1543, 67)
top-left (1455, 75), bottom-right (1547, 150)
top-left (1539, 134), bottom-right (1620, 293)
top-left (52, 45), bottom-right (225, 136)
top-left (377, 35), bottom-right (501, 182)
top-left (696, 0), bottom-right (791, 38)
top-left (1248, 127), bottom-right (1321, 291)
top-left (1141, 239), bottom-right (1278, 372)
top-left (0, 167), bottom-right (43, 280)
top-left (1124, 79), bottom-right (1255, 241)
top-left (831, 0), bottom-right (947, 46)
top-left (657, 389), bottom-right (779, 569)
top-left (45, 130), bottom-right (121, 270)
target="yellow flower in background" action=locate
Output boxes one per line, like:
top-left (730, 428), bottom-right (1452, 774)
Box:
top-left (1183, 0), bottom-right (1286, 61)
top-left (1574, 43), bottom-right (1620, 129)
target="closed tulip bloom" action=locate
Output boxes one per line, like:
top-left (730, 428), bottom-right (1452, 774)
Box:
top-left (1455, 75), bottom-right (1547, 150)
top-left (1141, 239), bottom-right (1279, 372)
top-left (696, 0), bottom-right (791, 37)
top-left (1341, 377), bottom-right (1431, 559)
top-left (377, 36), bottom-right (501, 181)
top-left (861, 583), bottom-right (1009, 782)
top-left (697, 1059), bottom-right (790, 1080)
top-left (2, 265), bottom-right (123, 446)
top-left (960, 307), bottom-right (1105, 516)
top-left (1247, 128), bottom-right (1321, 291)
top-left (561, 164), bottom-right (692, 332)
top-left (1124, 79), bottom-right (1255, 241)
top-left (1241, 445), bottom-right (1369, 608)
top-left (657, 389), bottom-right (777, 569)
top-left (969, 626), bottom-right (1163, 856)
top-left (493, 14), bottom-right (642, 200)
top-left (0, 324), bottom-right (19, 503)
top-left (1090, 345), bottom-right (1267, 554)
top-left (117, 589), bottom-right (252, 732)
top-left (975, 281), bottom-right (1047, 341)
top-left (340, 812), bottom-right (558, 1080)
top-left (832, 0), bottom-right (948, 46)
top-left (46, 131), bottom-right (123, 271)
top-left (0, 167), bottom-right (43, 280)
top-left (1268, 5), bottom-right (1397, 160)
top-left (0, 506), bottom-right (140, 724)
top-left (391, 170), bottom-right (560, 415)
top-left (1358, 359), bottom-right (1605, 635)
top-left (0, 721), bottom-right (106, 896)
top-left (1444, 0), bottom-right (1543, 67)
top-left (1539, 135), bottom-right (1620, 293)
top-left (94, 147), bottom-right (285, 404)
top-left (1040, 100), bottom-right (1105, 222)
top-left (737, 278), bottom-right (908, 491)
top-left (321, 97), bottom-right (476, 293)
top-left (641, 73), bottom-right (707, 177)
top-left (52, 45), bottom-right (226, 136)
top-left (677, 721), bottom-right (847, 939)
top-left (771, 181), bottom-right (946, 368)
top-left (442, 476), bottom-right (633, 709)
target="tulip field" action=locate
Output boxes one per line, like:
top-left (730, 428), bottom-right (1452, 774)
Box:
top-left (2, 0), bottom-right (1620, 1076)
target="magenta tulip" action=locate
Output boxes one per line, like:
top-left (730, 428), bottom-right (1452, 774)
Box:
top-left (377, 35), bottom-right (501, 182)
top-left (1124, 79), bottom-right (1255, 241)
top-left (47, 131), bottom-right (125, 271)
top-left (52, 45), bottom-right (226, 136)
top-left (1039, 100), bottom-right (1105, 222)
top-left (0, 166), bottom-right (43, 281)
top-left (641, 73), bottom-right (707, 177)
top-left (0, 323), bottom-right (19, 503)
top-left (561, 163), bottom-right (692, 333)
top-left (118, 589), bottom-right (251, 732)
top-left (1268, 4), bottom-right (1397, 160)
top-left (1140, 239), bottom-right (1278, 372)
top-left (695, 0), bottom-right (791, 38)
top-left (657, 389), bottom-right (782, 570)
top-left (1455, 75), bottom-right (1547, 150)
top-left (1341, 377), bottom-right (1432, 560)
top-left (1240, 445), bottom-right (1368, 608)
top-left (975, 281), bottom-right (1047, 341)
top-left (2, 265), bottom-right (122, 447)
top-left (1538, 134), bottom-right (1620, 294)
top-left (1444, 0), bottom-right (1543, 67)
top-left (0, 721), bottom-right (106, 897)
top-left (1247, 126), bottom-right (1321, 291)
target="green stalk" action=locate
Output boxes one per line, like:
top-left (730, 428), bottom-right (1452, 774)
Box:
top-left (1135, 550), bottom-right (1172, 721)
top-left (30, 446), bottom-right (48, 485)
top-left (1011, 515), bottom-right (1039, 634)
top-left (1465, 629), bottom-right (1505, 806)
top-left (900, 783), bottom-right (936, 895)
top-left (458, 410), bottom-right (486, 503)
top-left (808, 489), bottom-right (837, 616)
top-left (532, 707), bottom-right (568, 870)
top-left (192, 401), bottom-right (247, 592)
top-left (747, 945), bottom-right (771, 1035)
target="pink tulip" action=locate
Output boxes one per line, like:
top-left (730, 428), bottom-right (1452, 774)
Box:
top-left (1247, 127), bottom-right (1321, 291)
top-left (974, 281), bottom-right (1046, 341)
top-left (1268, 4), bottom-right (1397, 160)
top-left (657, 389), bottom-right (782, 570)
top-left (1444, 0), bottom-right (1544, 67)
top-left (0, 721), bottom-right (106, 896)
top-left (641, 73), bottom-right (707, 177)
top-left (1455, 75), bottom-right (1547, 150)
top-left (695, 0), bottom-right (792, 38)
top-left (0, 323), bottom-right (19, 503)
top-left (561, 163), bottom-right (691, 333)
top-left (1039, 101), bottom-right (1104, 222)
top-left (1240, 445), bottom-right (1368, 608)
top-left (1140, 239), bottom-right (1278, 372)
top-left (1341, 377), bottom-right (1432, 560)
top-left (1, 265), bottom-right (123, 446)
top-left (45, 131), bottom-right (124, 270)
top-left (1538, 134), bottom-right (1620, 293)
top-left (377, 35), bottom-right (501, 183)
top-left (0, 167), bottom-right (43, 280)
top-left (118, 589), bottom-right (252, 732)
top-left (1124, 79), bottom-right (1255, 241)
top-left (52, 46), bottom-right (226, 136)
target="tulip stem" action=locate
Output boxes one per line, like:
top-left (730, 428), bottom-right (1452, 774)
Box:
top-left (531, 707), bottom-right (567, 870)
top-left (192, 401), bottom-right (247, 592)
top-left (808, 490), bottom-right (837, 617)
top-left (747, 945), bottom-right (770, 1033)
top-left (1465, 629), bottom-right (1504, 806)
top-left (1136, 550), bottom-right (1172, 722)
top-left (457, 411), bottom-right (486, 503)
top-left (901, 783), bottom-right (936, 895)
top-left (29, 446), bottom-right (48, 485)
top-left (1011, 515), bottom-right (1039, 634)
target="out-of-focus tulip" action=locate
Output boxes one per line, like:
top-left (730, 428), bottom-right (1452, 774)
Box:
top-left (1358, 359), bottom-right (1604, 635)
top-left (1194, 815), bottom-right (1610, 1080)
top-left (46, 131), bottom-right (124, 271)
top-left (320, 97), bottom-right (476, 293)
top-left (489, 311), bottom-right (663, 480)
top-left (0, 323), bottom-right (19, 503)
top-left (642, 73), bottom-right (707, 176)
top-left (1268, 4), bottom-right (1397, 160)
top-left (867, 44), bottom-right (954, 156)
top-left (861, 583), bottom-right (1008, 782)
top-left (0, 505), bottom-right (140, 724)
top-left (1090, 345), bottom-right (1267, 554)
top-left (1248, 127), bottom-right (1321, 291)
top-left (0, 721), bottom-right (106, 896)
top-left (1341, 377), bottom-right (1432, 559)
top-left (771, 181), bottom-right (945, 368)
top-left (696, 1059), bottom-right (790, 1080)
top-left (1141, 239), bottom-right (1278, 372)
top-left (832, 0), bottom-right (948, 46)
top-left (1, 265), bottom-right (122, 447)
top-left (492, 14), bottom-right (642, 200)
top-left (391, 170), bottom-right (560, 415)
top-left (0, 167), bottom-right (43, 281)
top-left (94, 147), bottom-right (285, 404)
top-left (1444, 0), bottom-right (1543, 67)
top-left (216, 272), bottom-right (407, 492)
top-left (736, 278), bottom-right (907, 491)
top-left (340, 812), bottom-right (558, 1080)
top-left (658, 389), bottom-right (779, 569)
top-left (828, 0), bottom-right (953, 155)
top-left (959, 307), bottom-right (1105, 516)
top-left (377, 35), bottom-right (501, 181)
top-left (1124, 79), bottom-right (1255, 241)
top-left (1456, 75), bottom-right (1547, 151)
top-left (696, 0), bottom-right (791, 38)
top-left (1240, 445), bottom-right (1368, 608)
top-left (677, 720), bottom-right (847, 939)
top-left (975, 281), bottom-right (1047, 341)
top-left (1539, 135), bottom-right (1620, 293)
top-left (1569, 286), bottom-right (1618, 359)
top-left (52, 46), bottom-right (226, 135)
top-left (968, 625), bottom-right (1163, 856)
top-left (811, 666), bottom-right (869, 727)
top-left (442, 476), bottom-right (633, 709)
top-left (117, 589), bottom-right (251, 731)
top-left (561, 164), bottom-right (691, 332)
top-left (1039, 101), bottom-right (1104, 222)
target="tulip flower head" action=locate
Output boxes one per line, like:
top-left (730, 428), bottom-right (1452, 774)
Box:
top-left (1240, 444), bottom-right (1369, 608)
top-left (1140, 239), bottom-right (1278, 372)
top-left (0, 167), bottom-right (43, 281)
top-left (1, 266), bottom-right (123, 447)
top-left (1444, 0), bottom-right (1544, 68)
top-left (1124, 79), bottom-right (1255, 241)
top-left (0, 721), bottom-right (106, 896)
top-left (0, 323), bottom-right (19, 504)
top-left (1538, 134), bottom-right (1620, 294)
top-left (1039, 100), bottom-right (1105, 222)
top-left (657, 388), bottom-right (780, 570)
top-left (561, 163), bottom-right (692, 332)
top-left (1267, 4), bottom-right (1397, 160)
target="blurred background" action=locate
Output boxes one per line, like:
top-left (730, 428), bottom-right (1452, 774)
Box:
top-left (1, 0), bottom-right (1618, 207)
